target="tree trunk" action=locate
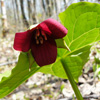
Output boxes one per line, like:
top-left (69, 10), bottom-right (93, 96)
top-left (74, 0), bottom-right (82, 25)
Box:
top-left (42, 0), bottom-right (46, 12)
top-left (12, 0), bottom-right (17, 23)
top-left (1, 0), bottom-right (8, 37)
top-left (54, 0), bottom-right (57, 14)
top-left (15, 0), bottom-right (20, 23)
top-left (54, 0), bottom-right (58, 20)
top-left (20, 0), bottom-right (29, 27)
top-left (27, 0), bottom-right (32, 24)
top-left (45, 0), bottom-right (52, 17)
top-left (63, 0), bottom-right (67, 10)
top-left (40, 0), bottom-right (46, 20)
top-left (32, 0), bottom-right (37, 24)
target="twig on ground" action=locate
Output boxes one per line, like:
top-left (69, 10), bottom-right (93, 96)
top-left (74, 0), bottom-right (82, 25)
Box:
top-left (0, 60), bottom-right (18, 67)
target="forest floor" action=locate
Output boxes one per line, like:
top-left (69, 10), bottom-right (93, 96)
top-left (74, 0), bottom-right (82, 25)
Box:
top-left (0, 34), bottom-right (100, 100)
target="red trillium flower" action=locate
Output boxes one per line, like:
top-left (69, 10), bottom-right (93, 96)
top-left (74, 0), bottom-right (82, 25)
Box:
top-left (13, 18), bottom-right (68, 66)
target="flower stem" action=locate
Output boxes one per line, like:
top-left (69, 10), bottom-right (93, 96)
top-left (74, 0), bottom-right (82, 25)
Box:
top-left (61, 59), bottom-right (83, 100)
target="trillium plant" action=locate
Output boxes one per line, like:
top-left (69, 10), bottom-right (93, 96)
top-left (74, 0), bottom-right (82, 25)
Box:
top-left (14, 18), bottom-right (67, 66)
top-left (0, 2), bottom-right (100, 100)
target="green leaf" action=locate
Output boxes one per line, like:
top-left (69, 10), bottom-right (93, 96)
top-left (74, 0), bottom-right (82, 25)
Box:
top-left (57, 1), bottom-right (100, 79)
top-left (94, 64), bottom-right (100, 79)
top-left (0, 45), bottom-right (90, 98)
top-left (38, 45), bottom-right (91, 82)
top-left (0, 52), bottom-right (39, 98)
top-left (0, 71), bottom-right (11, 81)
top-left (39, 1), bottom-right (100, 81)
top-left (59, 2), bottom-right (100, 50)
top-left (94, 57), bottom-right (100, 64)
top-left (55, 39), bottom-right (70, 51)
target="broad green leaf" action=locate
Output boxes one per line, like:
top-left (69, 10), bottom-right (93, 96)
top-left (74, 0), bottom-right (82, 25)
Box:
top-left (0, 71), bottom-right (11, 81)
top-left (55, 39), bottom-right (70, 51)
top-left (38, 45), bottom-right (91, 82)
top-left (39, 2), bottom-right (100, 81)
top-left (59, 2), bottom-right (100, 50)
top-left (0, 45), bottom-right (90, 98)
top-left (0, 52), bottom-right (39, 98)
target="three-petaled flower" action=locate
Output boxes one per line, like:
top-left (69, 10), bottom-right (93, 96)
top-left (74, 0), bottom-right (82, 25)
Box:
top-left (13, 18), bottom-right (68, 66)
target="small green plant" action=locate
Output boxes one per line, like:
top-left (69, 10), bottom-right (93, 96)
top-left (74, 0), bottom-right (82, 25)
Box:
top-left (60, 84), bottom-right (65, 92)
top-left (90, 42), bottom-right (100, 79)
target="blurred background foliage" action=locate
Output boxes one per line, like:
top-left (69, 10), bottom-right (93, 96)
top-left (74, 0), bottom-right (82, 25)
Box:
top-left (0, 0), bottom-right (100, 37)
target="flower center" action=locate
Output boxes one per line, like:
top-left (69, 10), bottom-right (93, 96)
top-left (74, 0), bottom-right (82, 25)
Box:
top-left (35, 29), bottom-right (47, 45)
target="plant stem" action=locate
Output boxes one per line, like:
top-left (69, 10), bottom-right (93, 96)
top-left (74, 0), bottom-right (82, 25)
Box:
top-left (61, 59), bottom-right (83, 100)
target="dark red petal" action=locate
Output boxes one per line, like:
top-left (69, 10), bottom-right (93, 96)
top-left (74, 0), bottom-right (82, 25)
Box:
top-left (13, 30), bottom-right (32, 52)
top-left (38, 18), bottom-right (68, 39)
top-left (31, 37), bottom-right (57, 66)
